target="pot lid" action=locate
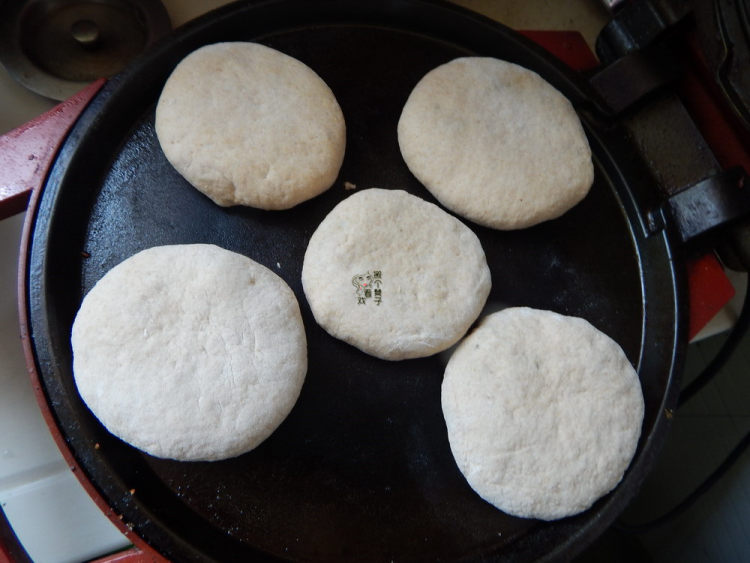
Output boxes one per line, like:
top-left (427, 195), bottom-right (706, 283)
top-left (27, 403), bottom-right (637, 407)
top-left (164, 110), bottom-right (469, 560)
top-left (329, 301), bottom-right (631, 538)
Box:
top-left (0, 0), bottom-right (171, 100)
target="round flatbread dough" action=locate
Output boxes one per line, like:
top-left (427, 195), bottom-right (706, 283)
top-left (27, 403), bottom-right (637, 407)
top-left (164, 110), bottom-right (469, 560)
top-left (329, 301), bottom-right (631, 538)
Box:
top-left (397, 57), bottom-right (594, 230)
top-left (441, 307), bottom-right (644, 520)
top-left (302, 188), bottom-right (491, 361)
top-left (155, 42), bottom-right (346, 210)
top-left (71, 244), bottom-right (307, 462)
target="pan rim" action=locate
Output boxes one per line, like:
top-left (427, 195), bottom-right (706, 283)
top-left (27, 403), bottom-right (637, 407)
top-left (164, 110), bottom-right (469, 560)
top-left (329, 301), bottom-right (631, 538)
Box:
top-left (18, 1), bottom-right (688, 560)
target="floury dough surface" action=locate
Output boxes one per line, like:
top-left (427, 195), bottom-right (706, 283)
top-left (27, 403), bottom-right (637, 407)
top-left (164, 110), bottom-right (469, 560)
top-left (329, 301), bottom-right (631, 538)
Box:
top-left (155, 42), bottom-right (346, 210)
top-left (301, 188), bottom-right (491, 360)
top-left (441, 307), bottom-right (644, 520)
top-left (71, 244), bottom-right (307, 461)
top-left (397, 57), bottom-right (594, 230)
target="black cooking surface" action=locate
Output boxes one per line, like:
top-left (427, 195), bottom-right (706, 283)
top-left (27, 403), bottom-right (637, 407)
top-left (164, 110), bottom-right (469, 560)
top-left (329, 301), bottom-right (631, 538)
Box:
top-left (25, 2), bottom-right (684, 561)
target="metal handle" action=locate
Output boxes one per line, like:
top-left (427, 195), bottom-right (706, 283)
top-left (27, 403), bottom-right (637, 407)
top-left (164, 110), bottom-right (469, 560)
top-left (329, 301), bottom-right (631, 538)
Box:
top-left (0, 78), bottom-right (107, 221)
top-left (663, 167), bottom-right (750, 243)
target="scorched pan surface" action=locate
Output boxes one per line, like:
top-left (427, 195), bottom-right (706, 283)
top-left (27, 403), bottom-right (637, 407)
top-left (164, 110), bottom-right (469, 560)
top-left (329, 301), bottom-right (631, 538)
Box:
top-left (21, 1), bottom-right (685, 561)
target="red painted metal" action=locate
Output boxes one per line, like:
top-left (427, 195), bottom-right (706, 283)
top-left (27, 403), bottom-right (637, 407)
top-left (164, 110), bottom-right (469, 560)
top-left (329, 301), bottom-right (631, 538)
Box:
top-left (0, 78), bottom-right (107, 220)
top-left (519, 30), bottom-right (599, 72)
top-left (89, 547), bottom-right (165, 562)
top-left (686, 252), bottom-right (737, 339)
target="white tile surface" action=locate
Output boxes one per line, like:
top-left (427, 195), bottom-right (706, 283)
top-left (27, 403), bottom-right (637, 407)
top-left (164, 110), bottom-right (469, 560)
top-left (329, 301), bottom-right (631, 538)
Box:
top-left (2, 469), bottom-right (131, 563)
top-left (0, 215), bottom-right (60, 479)
top-left (0, 214), bottom-right (131, 559)
top-left (0, 72), bottom-right (55, 133)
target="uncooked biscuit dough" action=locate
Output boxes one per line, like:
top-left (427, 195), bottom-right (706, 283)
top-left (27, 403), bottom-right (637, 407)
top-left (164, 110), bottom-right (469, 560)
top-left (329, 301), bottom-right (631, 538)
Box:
top-left (397, 57), bottom-right (594, 230)
top-left (155, 42), bottom-right (346, 210)
top-left (302, 188), bottom-right (491, 361)
top-left (441, 307), bottom-right (644, 520)
top-left (71, 244), bottom-right (307, 462)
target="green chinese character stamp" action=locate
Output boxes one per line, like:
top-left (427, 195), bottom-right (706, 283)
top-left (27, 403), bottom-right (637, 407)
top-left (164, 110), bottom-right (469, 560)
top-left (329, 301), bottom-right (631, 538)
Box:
top-left (352, 271), bottom-right (382, 305)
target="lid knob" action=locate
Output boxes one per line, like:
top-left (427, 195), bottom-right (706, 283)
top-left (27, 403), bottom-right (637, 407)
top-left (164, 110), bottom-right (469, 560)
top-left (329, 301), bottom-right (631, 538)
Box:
top-left (70, 19), bottom-right (101, 49)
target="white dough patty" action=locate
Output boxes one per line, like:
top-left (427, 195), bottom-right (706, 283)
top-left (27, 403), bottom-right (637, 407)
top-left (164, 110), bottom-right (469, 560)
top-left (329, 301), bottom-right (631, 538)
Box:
top-left (155, 42), bottom-right (346, 210)
top-left (71, 244), bottom-right (307, 461)
top-left (398, 57), bottom-right (594, 230)
top-left (302, 188), bottom-right (491, 360)
top-left (441, 307), bottom-right (644, 520)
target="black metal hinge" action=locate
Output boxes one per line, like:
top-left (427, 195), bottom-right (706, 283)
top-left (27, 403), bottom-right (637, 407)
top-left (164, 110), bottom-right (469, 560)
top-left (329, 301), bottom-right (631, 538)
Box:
top-left (590, 0), bottom-right (692, 115)
top-left (665, 167), bottom-right (750, 243)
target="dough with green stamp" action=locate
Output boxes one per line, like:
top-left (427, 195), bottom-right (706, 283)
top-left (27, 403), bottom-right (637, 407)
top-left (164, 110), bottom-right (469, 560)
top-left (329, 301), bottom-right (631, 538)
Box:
top-left (302, 188), bottom-right (491, 360)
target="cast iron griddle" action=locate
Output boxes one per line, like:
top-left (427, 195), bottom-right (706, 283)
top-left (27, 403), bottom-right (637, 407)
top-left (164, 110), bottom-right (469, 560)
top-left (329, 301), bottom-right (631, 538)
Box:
top-left (23, 1), bottom-right (685, 560)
